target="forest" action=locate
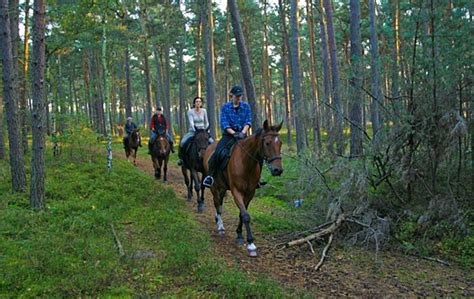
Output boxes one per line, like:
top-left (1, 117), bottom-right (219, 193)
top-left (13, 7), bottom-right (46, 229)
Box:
top-left (0, 0), bottom-right (472, 296)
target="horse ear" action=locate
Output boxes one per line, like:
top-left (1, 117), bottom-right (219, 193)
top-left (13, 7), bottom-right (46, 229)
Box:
top-left (263, 119), bottom-right (269, 131)
top-left (273, 121), bottom-right (283, 132)
top-left (194, 125), bottom-right (199, 131)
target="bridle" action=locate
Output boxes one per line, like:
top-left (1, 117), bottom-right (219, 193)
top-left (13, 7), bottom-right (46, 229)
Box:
top-left (237, 132), bottom-right (282, 165)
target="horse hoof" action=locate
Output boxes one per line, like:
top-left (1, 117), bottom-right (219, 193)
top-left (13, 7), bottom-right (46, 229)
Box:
top-left (236, 238), bottom-right (244, 245)
top-left (247, 243), bottom-right (258, 257)
top-left (218, 229), bottom-right (225, 236)
top-left (197, 203), bottom-right (204, 213)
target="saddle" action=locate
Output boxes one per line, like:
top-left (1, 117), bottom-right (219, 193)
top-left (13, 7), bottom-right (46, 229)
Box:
top-left (217, 138), bottom-right (237, 171)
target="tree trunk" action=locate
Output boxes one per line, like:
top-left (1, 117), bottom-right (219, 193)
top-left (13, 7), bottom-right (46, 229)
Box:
top-left (369, 0), bottom-right (382, 136)
top-left (152, 46), bottom-right (164, 111)
top-left (391, 0), bottom-right (400, 101)
top-left (196, 13), bottom-right (202, 97)
top-left (263, 0), bottom-right (273, 124)
top-left (20, 0), bottom-right (30, 153)
top-left (102, 19), bottom-right (112, 170)
top-left (317, 0), bottom-right (331, 141)
top-left (0, 0), bottom-right (26, 192)
top-left (202, 0), bottom-right (217, 137)
top-left (0, 95), bottom-right (5, 159)
top-left (349, 0), bottom-right (363, 157)
top-left (278, 0), bottom-right (292, 145)
top-left (124, 46), bottom-right (132, 118)
top-left (288, 0), bottom-right (305, 153)
top-left (306, 0), bottom-right (321, 152)
top-left (30, 0), bottom-right (45, 209)
top-left (227, 0), bottom-right (259, 128)
top-left (143, 40), bottom-right (152, 127)
top-left (224, 8), bottom-right (230, 102)
top-left (323, 0), bottom-right (343, 155)
top-left (164, 46), bottom-right (173, 137)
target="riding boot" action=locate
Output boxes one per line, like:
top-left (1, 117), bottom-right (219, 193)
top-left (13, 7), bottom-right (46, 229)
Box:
top-left (170, 142), bottom-right (175, 153)
top-left (148, 141), bottom-right (152, 155)
top-left (177, 145), bottom-right (184, 166)
top-left (203, 154), bottom-right (216, 187)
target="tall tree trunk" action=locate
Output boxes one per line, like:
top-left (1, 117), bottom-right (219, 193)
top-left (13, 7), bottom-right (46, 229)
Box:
top-left (30, 0), bottom-right (45, 209)
top-left (196, 13), bottom-right (202, 97)
top-left (262, 0), bottom-right (273, 124)
top-left (369, 0), bottom-right (382, 136)
top-left (0, 0), bottom-right (26, 192)
top-left (391, 0), bottom-right (400, 101)
top-left (20, 0), bottom-right (30, 153)
top-left (0, 95), bottom-right (5, 159)
top-left (152, 46), bottom-right (164, 111)
top-left (164, 46), bottom-right (173, 137)
top-left (224, 8), bottom-right (230, 102)
top-left (278, 0), bottom-right (292, 145)
top-left (202, 0), bottom-right (217, 137)
top-left (323, 0), bottom-right (343, 155)
top-left (102, 19), bottom-right (112, 170)
top-left (227, 0), bottom-right (259, 128)
top-left (349, 0), bottom-right (363, 157)
top-left (307, 0), bottom-right (321, 152)
top-left (143, 40), bottom-right (152, 128)
top-left (288, 0), bottom-right (305, 153)
top-left (317, 0), bottom-right (331, 140)
top-left (124, 46), bottom-right (132, 118)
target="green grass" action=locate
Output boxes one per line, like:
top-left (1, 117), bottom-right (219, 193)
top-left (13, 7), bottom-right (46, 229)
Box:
top-left (0, 146), bottom-right (298, 297)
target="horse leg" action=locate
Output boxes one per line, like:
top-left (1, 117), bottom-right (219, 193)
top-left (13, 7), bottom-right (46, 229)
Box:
top-left (232, 190), bottom-right (257, 257)
top-left (163, 156), bottom-right (168, 182)
top-left (212, 188), bottom-right (225, 234)
top-left (236, 213), bottom-right (244, 245)
top-left (153, 158), bottom-right (161, 179)
top-left (182, 166), bottom-right (192, 201)
top-left (133, 148), bottom-right (137, 166)
top-left (197, 173), bottom-right (206, 212)
top-left (156, 159), bottom-right (162, 179)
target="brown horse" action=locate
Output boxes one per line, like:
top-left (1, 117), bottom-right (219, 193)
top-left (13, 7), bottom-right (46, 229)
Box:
top-left (150, 129), bottom-right (170, 181)
top-left (203, 120), bottom-right (283, 257)
top-left (123, 128), bottom-right (141, 165)
top-left (181, 127), bottom-right (211, 209)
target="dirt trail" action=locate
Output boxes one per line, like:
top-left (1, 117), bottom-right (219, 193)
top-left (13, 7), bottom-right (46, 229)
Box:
top-left (116, 150), bottom-right (473, 297)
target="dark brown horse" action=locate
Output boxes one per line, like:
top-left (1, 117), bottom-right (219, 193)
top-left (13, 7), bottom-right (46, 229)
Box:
top-left (150, 129), bottom-right (170, 181)
top-left (180, 127), bottom-right (211, 210)
top-left (203, 120), bottom-right (283, 257)
top-left (123, 128), bottom-right (141, 165)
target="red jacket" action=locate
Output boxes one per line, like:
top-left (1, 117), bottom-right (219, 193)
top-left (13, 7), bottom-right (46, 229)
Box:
top-left (150, 114), bottom-right (168, 131)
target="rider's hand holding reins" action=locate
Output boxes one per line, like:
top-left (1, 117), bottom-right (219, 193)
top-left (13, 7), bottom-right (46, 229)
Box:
top-left (233, 132), bottom-right (246, 140)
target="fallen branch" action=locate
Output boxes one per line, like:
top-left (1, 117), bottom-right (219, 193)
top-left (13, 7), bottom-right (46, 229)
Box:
top-left (417, 255), bottom-right (451, 266)
top-left (315, 234), bottom-right (333, 271)
top-left (306, 240), bottom-right (315, 255)
top-left (286, 214), bottom-right (345, 247)
top-left (110, 224), bottom-right (125, 258)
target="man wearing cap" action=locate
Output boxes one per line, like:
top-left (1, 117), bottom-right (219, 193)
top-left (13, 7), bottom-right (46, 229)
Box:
top-left (124, 116), bottom-right (141, 147)
top-left (203, 85), bottom-right (251, 187)
top-left (149, 107), bottom-right (175, 154)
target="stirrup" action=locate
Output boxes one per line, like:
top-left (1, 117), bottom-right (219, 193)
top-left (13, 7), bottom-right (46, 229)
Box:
top-left (203, 176), bottom-right (214, 187)
top-left (177, 159), bottom-right (183, 166)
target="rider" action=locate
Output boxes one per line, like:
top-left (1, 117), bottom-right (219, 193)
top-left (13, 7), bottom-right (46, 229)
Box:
top-left (148, 107), bottom-right (175, 154)
top-left (124, 116), bottom-right (141, 147)
top-left (202, 85), bottom-right (251, 187)
top-left (177, 96), bottom-right (214, 166)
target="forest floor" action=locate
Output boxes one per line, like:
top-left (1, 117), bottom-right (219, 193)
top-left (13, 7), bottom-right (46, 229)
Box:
top-left (115, 147), bottom-right (473, 297)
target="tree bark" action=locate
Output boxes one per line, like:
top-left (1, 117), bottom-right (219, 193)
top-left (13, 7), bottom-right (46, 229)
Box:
top-left (164, 46), bottom-right (173, 137)
top-left (306, 0), bottom-right (321, 152)
top-left (369, 0), bottom-right (382, 136)
top-left (124, 46), bottom-right (132, 118)
top-left (102, 19), bottom-right (112, 170)
top-left (289, 0), bottom-right (305, 153)
top-left (323, 0), bottom-right (343, 155)
top-left (196, 13), bottom-right (202, 97)
top-left (20, 0), bottom-right (30, 153)
top-left (262, 0), bottom-right (273, 124)
top-left (0, 95), bottom-right (5, 159)
top-left (202, 0), bottom-right (217, 137)
top-left (227, 0), bottom-right (259, 128)
top-left (278, 0), bottom-right (292, 145)
top-left (317, 0), bottom-right (331, 139)
top-left (30, 0), bottom-right (45, 209)
top-left (349, 0), bottom-right (363, 157)
top-left (0, 0), bottom-right (27, 191)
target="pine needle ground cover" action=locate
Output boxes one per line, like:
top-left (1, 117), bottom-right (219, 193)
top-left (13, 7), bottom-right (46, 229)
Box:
top-left (0, 149), bottom-right (291, 297)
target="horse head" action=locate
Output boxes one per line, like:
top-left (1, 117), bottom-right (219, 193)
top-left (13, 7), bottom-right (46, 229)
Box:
top-left (258, 120), bottom-right (283, 176)
top-left (194, 126), bottom-right (211, 158)
top-left (153, 129), bottom-right (169, 156)
top-left (131, 128), bottom-right (140, 143)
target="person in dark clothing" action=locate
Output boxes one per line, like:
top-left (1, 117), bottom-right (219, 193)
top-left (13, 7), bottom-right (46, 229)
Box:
top-left (202, 85), bottom-right (252, 187)
top-left (124, 116), bottom-right (141, 147)
top-left (148, 107), bottom-right (175, 154)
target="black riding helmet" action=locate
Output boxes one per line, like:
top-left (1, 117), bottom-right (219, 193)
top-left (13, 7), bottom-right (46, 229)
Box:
top-left (230, 85), bottom-right (243, 97)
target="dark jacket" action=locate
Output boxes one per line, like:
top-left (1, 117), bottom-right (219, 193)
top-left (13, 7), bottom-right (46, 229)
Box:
top-left (125, 122), bottom-right (137, 135)
top-left (150, 114), bottom-right (168, 133)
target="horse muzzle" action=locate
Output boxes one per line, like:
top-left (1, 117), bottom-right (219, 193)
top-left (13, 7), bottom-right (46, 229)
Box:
top-left (269, 165), bottom-right (283, 176)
